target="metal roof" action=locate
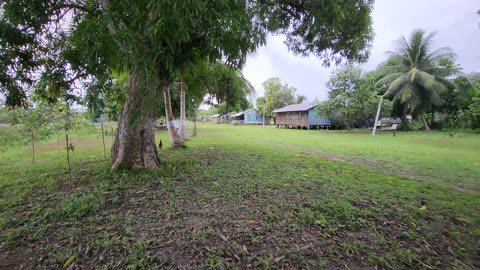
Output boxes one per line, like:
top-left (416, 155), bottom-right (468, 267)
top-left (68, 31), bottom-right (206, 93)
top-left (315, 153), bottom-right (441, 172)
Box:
top-left (211, 114), bottom-right (220, 117)
top-left (272, 103), bottom-right (317, 113)
top-left (232, 109), bottom-right (257, 117)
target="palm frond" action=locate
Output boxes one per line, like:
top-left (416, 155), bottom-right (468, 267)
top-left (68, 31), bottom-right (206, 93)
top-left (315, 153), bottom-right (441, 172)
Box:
top-left (428, 88), bottom-right (445, 106)
top-left (409, 92), bottom-right (422, 111)
top-left (375, 73), bottom-right (404, 88)
top-left (412, 70), bottom-right (437, 90)
top-left (434, 76), bottom-right (455, 89)
top-left (393, 83), bottom-right (413, 104)
top-left (386, 75), bottom-right (409, 96)
top-left (427, 47), bottom-right (455, 62)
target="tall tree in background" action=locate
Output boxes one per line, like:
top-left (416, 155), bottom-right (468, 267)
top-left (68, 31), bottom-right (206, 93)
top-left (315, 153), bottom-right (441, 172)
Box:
top-left (375, 29), bottom-right (458, 131)
top-left (1, 0), bottom-right (375, 170)
top-left (204, 62), bottom-right (255, 118)
top-left (262, 77), bottom-right (296, 124)
top-left (324, 65), bottom-right (362, 130)
top-left (296, 95), bottom-right (308, 104)
top-left (320, 66), bottom-right (391, 130)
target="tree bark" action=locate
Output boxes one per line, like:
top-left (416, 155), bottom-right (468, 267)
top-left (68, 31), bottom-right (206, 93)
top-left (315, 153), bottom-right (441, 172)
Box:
top-left (421, 113), bottom-right (431, 131)
top-left (164, 86), bottom-right (185, 148)
top-left (262, 111), bottom-right (266, 127)
top-left (178, 81), bottom-right (187, 140)
top-left (111, 73), bottom-right (160, 170)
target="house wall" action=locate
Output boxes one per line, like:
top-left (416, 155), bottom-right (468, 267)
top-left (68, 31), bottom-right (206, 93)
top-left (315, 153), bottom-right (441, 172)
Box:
top-left (307, 109), bottom-right (331, 126)
top-left (244, 110), bottom-right (263, 124)
top-left (275, 111), bottom-right (309, 126)
top-left (211, 117), bottom-right (221, 124)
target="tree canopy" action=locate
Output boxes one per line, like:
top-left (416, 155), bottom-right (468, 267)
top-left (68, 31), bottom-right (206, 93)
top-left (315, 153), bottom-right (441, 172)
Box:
top-left (319, 66), bottom-right (391, 129)
top-left (1, 0), bottom-right (375, 169)
top-left (259, 77), bottom-right (297, 118)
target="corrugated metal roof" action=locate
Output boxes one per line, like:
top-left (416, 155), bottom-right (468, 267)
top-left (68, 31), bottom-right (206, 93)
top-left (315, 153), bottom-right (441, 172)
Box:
top-left (232, 109), bottom-right (257, 117)
top-left (211, 114), bottom-right (220, 117)
top-left (272, 103), bottom-right (317, 113)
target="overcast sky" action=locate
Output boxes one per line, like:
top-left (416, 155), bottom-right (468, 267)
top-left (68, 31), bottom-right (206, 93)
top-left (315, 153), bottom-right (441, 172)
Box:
top-left (243, 0), bottom-right (480, 103)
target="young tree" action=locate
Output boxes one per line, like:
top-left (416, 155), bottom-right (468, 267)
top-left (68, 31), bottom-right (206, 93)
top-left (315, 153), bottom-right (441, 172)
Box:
top-left (256, 97), bottom-right (267, 127)
top-left (1, 0), bottom-right (375, 170)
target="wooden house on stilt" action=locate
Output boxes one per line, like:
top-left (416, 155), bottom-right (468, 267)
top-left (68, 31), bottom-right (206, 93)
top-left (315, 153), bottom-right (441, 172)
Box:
top-left (273, 103), bottom-right (331, 129)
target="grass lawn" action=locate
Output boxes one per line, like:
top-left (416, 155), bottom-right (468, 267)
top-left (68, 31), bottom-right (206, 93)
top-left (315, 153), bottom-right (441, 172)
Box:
top-left (0, 123), bottom-right (479, 269)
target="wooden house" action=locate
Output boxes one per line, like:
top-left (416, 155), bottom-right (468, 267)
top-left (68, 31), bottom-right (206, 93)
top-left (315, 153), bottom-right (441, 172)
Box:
top-left (273, 103), bottom-right (331, 129)
top-left (211, 114), bottom-right (221, 124)
top-left (231, 109), bottom-right (267, 125)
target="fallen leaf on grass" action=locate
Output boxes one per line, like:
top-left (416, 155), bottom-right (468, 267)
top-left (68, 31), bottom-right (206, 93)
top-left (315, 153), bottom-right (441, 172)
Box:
top-left (220, 234), bottom-right (228, 241)
top-left (274, 256), bottom-right (284, 263)
top-left (63, 255), bottom-right (76, 268)
top-left (242, 245), bottom-right (248, 254)
top-left (419, 205), bottom-right (427, 210)
top-left (456, 217), bottom-right (470, 223)
top-left (234, 253), bottom-right (241, 261)
top-left (247, 220), bottom-right (258, 225)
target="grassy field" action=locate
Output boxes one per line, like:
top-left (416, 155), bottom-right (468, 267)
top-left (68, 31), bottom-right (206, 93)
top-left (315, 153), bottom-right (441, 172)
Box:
top-left (0, 123), bottom-right (479, 269)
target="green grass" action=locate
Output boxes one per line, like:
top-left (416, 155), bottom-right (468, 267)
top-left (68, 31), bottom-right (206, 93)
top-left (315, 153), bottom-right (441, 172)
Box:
top-left (0, 123), bottom-right (479, 269)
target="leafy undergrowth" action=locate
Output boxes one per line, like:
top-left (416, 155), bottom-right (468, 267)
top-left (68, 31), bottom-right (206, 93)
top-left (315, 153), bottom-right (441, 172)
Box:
top-left (0, 143), bottom-right (479, 269)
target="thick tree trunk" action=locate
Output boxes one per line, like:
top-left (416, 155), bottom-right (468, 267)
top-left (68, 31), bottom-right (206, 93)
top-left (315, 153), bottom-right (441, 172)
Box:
top-left (111, 73), bottom-right (160, 170)
top-left (178, 81), bottom-right (187, 140)
top-left (164, 86), bottom-right (185, 148)
top-left (421, 113), bottom-right (431, 131)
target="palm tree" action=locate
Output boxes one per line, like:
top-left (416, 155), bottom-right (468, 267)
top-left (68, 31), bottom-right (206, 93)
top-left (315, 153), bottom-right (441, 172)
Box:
top-left (373, 29), bottom-right (457, 133)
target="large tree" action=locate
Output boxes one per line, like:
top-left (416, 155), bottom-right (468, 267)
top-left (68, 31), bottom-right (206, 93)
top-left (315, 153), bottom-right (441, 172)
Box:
top-left (374, 29), bottom-right (458, 131)
top-left (1, 0), bottom-right (375, 169)
top-left (320, 66), bottom-right (391, 129)
top-left (261, 77), bottom-right (297, 124)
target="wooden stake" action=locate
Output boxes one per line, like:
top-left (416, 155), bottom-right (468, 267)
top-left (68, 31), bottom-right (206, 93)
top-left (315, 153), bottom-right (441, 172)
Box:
top-left (66, 133), bottom-right (73, 186)
top-left (31, 131), bottom-right (35, 164)
top-left (101, 122), bottom-right (106, 160)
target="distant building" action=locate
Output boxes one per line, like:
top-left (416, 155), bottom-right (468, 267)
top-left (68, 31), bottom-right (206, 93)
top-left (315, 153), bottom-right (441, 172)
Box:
top-left (231, 109), bottom-right (268, 125)
top-left (273, 103), bottom-right (331, 129)
top-left (211, 114), bottom-right (221, 124)
top-left (220, 112), bottom-right (235, 124)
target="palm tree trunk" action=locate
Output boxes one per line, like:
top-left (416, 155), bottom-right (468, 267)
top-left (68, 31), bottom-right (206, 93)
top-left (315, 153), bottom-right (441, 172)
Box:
top-left (372, 95), bottom-right (384, 136)
top-left (421, 113), bottom-right (431, 131)
top-left (178, 81), bottom-right (187, 140)
top-left (164, 86), bottom-right (185, 148)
